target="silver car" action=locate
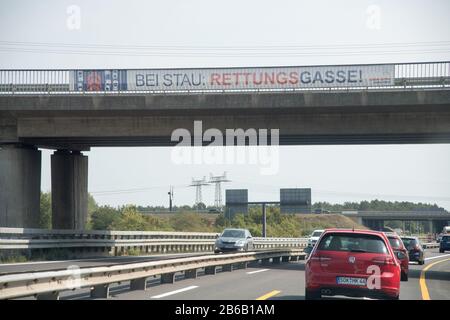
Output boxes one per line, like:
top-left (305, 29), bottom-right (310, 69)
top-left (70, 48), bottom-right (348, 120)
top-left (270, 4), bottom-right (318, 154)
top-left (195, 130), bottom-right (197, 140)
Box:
top-left (214, 228), bottom-right (254, 253)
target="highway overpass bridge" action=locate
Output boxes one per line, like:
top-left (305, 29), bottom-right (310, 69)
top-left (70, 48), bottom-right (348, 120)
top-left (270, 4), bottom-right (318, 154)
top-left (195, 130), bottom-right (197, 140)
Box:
top-left (341, 211), bottom-right (450, 233)
top-left (0, 61), bottom-right (449, 230)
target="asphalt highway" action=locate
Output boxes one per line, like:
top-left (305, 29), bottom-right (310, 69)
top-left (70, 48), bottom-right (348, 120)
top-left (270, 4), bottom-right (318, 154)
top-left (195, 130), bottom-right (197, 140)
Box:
top-left (8, 248), bottom-right (449, 300)
top-left (38, 248), bottom-right (448, 300)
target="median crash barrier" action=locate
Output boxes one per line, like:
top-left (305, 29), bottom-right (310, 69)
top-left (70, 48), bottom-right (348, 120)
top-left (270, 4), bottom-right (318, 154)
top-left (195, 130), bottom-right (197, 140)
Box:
top-left (0, 249), bottom-right (305, 300)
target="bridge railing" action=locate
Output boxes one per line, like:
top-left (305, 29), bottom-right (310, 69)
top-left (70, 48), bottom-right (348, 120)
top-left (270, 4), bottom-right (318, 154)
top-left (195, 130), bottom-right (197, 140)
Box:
top-left (0, 61), bottom-right (449, 95)
top-left (0, 228), bottom-right (308, 258)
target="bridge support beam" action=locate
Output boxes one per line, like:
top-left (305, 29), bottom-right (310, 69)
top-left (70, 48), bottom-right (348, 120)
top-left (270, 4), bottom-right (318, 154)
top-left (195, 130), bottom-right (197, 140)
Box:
top-left (0, 145), bottom-right (41, 228)
top-left (51, 150), bottom-right (88, 229)
top-left (427, 220), bottom-right (435, 234)
top-left (364, 219), bottom-right (384, 231)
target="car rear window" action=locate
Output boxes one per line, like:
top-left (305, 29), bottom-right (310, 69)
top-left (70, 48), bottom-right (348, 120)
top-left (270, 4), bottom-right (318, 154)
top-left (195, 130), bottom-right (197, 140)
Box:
top-left (442, 236), bottom-right (450, 242)
top-left (317, 233), bottom-right (388, 254)
top-left (222, 230), bottom-right (245, 238)
top-left (401, 238), bottom-right (417, 249)
top-left (388, 237), bottom-right (402, 249)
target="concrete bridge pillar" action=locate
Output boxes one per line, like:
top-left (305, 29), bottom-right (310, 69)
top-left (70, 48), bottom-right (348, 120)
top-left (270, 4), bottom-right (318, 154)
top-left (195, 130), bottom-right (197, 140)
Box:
top-left (364, 219), bottom-right (384, 231)
top-left (427, 220), bottom-right (434, 234)
top-left (0, 144), bottom-right (41, 228)
top-left (377, 220), bottom-right (385, 231)
top-left (51, 150), bottom-right (88, 229)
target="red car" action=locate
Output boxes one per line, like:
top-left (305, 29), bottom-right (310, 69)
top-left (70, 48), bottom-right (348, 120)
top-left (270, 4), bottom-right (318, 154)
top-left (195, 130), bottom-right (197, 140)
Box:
top-left (305, 229), bottom-right (401, 300)
top-left (385, 233), bottom-right (409, 281)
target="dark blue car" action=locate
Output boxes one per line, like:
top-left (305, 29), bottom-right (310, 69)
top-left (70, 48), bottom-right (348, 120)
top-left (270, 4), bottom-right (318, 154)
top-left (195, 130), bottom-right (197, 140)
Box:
top-left (440, 235), bottom-right (450, 253)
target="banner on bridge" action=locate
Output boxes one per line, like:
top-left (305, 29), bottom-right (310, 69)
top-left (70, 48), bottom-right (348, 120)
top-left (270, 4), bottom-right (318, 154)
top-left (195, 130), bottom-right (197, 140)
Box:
top-left (70, 65), bottom-right (394, 91)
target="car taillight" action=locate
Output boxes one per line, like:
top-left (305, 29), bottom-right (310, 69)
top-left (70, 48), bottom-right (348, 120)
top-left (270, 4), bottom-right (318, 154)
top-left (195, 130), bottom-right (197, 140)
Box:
top-left (372, 256), bottom-right (396, 265)
top-left (310, 255), bottom-right (331, 262)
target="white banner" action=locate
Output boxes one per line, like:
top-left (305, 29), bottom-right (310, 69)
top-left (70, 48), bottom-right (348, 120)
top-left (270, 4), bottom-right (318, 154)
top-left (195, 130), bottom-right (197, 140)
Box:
top-left (69, 65), bottom-right (395, 91)
top-left (126, 64), bottom-right (394, 91)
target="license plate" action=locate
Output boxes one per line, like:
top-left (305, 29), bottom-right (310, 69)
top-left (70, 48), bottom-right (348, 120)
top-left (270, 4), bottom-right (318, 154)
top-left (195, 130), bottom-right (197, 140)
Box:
top-left (336, 277), bottom-right (367, 286)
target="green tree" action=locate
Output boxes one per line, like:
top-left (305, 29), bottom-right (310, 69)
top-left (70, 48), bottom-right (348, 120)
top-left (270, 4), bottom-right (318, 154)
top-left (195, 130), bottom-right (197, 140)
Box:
top-left (195, 202), bottom-right (207, 210)
top-left (90, 206), bottom-right (121, 230)
top-left (169, 212), bottom-right (211, 232)
top-left (39, 192), bottom-right (52, 229)
top-left (88, 193), bottom-right (98, 215)
top-left (86, 193), bottom-right (99, 229)
top-left (112, 205), bottom-right (148, 231)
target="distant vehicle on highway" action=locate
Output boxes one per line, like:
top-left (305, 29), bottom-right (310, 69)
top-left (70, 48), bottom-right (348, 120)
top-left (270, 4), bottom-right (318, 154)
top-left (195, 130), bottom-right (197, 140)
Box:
top-left (385, 233), bottom-right (409, 281)
top-left (438, 226), bottom-right (450, 243)
top-left (214, 228), bottom-right (254, 253)
top-left (400, 236), bottom-right (425, 265)
top-left (307, 229), bottom-right (325, 248)
top-left (208, 208), bottom-right (221, 213)
top-left (314, 208), bottom-right (330, 214)
top-left (439, 235), bottom-right (450, 253)
top-left (305, 229), bottom-right (401, 300)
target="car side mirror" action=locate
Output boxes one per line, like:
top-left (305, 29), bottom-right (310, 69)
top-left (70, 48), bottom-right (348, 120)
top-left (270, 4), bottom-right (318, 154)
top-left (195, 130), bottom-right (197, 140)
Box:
top-left (215, 234), bottom-right (219, 239)
top-left (247, 236), bottom-right (252, 239)
top-left (396, 252), bottom-right (406, 260)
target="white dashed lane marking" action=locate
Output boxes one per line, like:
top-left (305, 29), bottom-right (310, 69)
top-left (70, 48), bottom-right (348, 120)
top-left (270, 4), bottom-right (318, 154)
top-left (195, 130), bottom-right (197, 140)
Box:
top-left (150, 285), bottom-right (199, 299)
top-left (247, 269), bottom-right (270, 275)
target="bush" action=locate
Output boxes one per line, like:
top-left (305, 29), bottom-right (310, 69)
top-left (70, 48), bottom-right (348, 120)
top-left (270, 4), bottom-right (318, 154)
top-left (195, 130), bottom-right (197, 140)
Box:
top-left (111, 205), bottom-right (148, 231)
top-left (90, 206), bottom-right (121, 230)
top-left (169, 212), bottom-right (212, 232)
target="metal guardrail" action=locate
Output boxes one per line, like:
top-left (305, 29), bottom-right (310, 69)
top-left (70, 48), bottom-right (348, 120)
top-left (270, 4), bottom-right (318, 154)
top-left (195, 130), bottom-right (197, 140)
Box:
top-left (422, 243), bottom-right (440, 249)
top-left (0, 228), bottom-right (308, 256)
top-left (344, 211), bottom-right (450, 218)
top-left (0, 249), bottom-right (305, 300)
top-left (0, 61), bottom-right (449, 95)
top-left (0, 227), bottom-right (217, 238)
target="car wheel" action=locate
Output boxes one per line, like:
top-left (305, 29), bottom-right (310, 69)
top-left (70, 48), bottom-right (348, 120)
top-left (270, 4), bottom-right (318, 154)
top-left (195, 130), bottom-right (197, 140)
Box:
top-left (439, 249), bottom-right (444, 253)
top-left (214, 249), bottom-right (220, 254)
top-left (419, 260), bottom-right (425, 265)
top-left (387, 295), bottom-right (400, 300)
top-left (401, 271), bottom-right (408, 282)
top-left (305, 289), bottom-right (321, 300)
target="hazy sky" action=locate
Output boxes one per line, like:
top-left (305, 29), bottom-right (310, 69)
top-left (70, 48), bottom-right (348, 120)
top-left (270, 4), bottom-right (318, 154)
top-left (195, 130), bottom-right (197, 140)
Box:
top-left (1, 0), bottom-right (450, 209)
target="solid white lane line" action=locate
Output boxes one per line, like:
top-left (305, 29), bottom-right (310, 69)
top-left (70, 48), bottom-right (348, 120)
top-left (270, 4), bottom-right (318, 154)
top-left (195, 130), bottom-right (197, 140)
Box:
top-left (150, 285), bottom-right (199, 299)
top-left (425, 254), bottom-right (450, 261)
top-left (246, 269), bottom-right (269, 275)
